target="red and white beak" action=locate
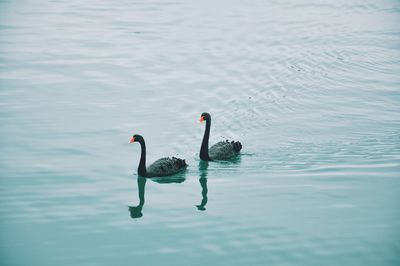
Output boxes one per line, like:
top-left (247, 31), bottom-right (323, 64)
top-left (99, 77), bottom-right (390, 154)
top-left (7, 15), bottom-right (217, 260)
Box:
top-left (129, 137), bottom-right (135, 143)
top-left (199, 116), bottom-right (205, 123)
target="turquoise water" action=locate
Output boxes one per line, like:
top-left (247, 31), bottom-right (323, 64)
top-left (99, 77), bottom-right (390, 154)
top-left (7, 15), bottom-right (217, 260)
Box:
top-left (1, 0), bottom-right (400, 265)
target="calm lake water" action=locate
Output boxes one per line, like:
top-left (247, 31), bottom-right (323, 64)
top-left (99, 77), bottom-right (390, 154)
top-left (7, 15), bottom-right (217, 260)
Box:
top-left (1, 0), bottom-right (400, 265)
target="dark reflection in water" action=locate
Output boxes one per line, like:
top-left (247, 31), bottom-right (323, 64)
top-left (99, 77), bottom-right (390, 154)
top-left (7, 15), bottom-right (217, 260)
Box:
top-left (151, 171), bottom-right (186, 184)
top-left (129, 173), bottom-right (186, 219)
top-left (196, 161), bottom-right (209, 211)
top-left (129, 177), bottom-right (146, 219)
top-left (216, 154), bottom-right (242, 165)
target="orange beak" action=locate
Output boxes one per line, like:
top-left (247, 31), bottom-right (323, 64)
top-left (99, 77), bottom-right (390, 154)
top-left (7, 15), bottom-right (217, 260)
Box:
top-left (129, 137), bottom-right (135, 143)
top-left (199, 116), bottom-right (205, 123)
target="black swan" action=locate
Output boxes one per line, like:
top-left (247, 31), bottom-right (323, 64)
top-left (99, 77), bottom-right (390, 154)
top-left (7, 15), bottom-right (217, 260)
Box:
top-left (130, 134), bottom-right (187, 177)
top-left (199, 112), bottom-right (242, 161)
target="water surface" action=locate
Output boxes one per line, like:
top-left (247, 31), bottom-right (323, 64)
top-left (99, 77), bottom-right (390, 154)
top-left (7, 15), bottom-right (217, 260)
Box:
top-left (1, 0), bottom-right (400, 265)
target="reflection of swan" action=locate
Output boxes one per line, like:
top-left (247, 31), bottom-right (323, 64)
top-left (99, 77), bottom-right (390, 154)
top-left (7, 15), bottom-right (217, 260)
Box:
top-left (129, 176), bottom-right (146, 219)
top-left (129, 173), bottom-right (186, 219)
top-left (196, 161), bottom-right (209, 211)
top-left (151, 170), bottom-right (186, 184)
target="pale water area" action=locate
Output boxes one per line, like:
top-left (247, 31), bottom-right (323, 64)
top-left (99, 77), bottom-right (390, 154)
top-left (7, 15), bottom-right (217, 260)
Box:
top-left (0, 0), bottom-right (399, 265)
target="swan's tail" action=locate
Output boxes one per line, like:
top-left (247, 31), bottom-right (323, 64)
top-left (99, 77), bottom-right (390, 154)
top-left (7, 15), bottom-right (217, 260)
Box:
top-left (231, 141), bottom-right (242, 153)
top-left (172, 157), bottom-right (188, 168)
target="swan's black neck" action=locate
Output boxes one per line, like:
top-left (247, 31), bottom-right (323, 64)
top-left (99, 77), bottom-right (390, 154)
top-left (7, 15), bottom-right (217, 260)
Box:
top-left (138, 139), bottom-right (147, 176)
top-left (200, 118), bottom-right (212, 161)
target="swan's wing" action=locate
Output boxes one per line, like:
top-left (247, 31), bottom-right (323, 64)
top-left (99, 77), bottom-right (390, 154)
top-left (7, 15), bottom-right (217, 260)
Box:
top-left (147, 157), bottom-right (187, 177)
top-left (209, 141), bottom-right (237, 160)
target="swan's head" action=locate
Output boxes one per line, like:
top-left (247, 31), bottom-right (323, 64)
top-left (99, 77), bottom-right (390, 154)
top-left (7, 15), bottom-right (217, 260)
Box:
top-left (199, 112), bottom-right (211, 123)
top-left (129, 134), bottom-right (143, 144)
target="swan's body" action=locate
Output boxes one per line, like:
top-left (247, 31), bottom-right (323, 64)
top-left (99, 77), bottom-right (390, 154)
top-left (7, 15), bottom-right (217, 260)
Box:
top-left (130, 135), bottom-right (187, 177)
top-left (209, 140), bottom-right (242, 160)
top-left (146, 157), bottom-right (187, 177)
top-left (199, 112), bottom-right (242, 161)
